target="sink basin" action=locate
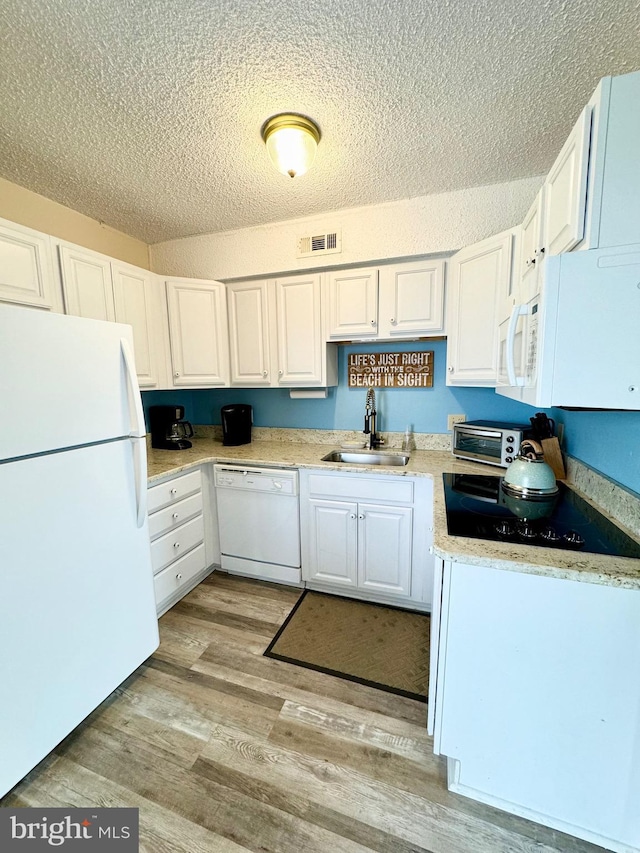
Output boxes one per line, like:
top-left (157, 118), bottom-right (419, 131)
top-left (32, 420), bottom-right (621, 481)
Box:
top-left (322, 450), bottom-right (410, 466)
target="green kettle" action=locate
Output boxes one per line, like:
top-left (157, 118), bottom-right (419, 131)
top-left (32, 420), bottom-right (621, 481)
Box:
top-left (502, 439), bottom-right (558, 499)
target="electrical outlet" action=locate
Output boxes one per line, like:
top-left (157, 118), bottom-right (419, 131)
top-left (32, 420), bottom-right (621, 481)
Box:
top-left (447, 414), bottom-right (466, 431)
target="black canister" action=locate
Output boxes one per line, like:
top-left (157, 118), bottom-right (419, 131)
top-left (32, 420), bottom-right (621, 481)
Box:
top-left (220, 404), bottom-right (253, 446)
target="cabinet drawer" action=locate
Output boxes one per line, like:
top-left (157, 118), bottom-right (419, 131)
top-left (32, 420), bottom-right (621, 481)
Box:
top-left (150, 514), bottom-right (205, 574)
top-left (307, 473), bottom-right (414, 504)
top-left (147, 469), bottom-right (202, 514)
top-left (148, 492), bottom-right (203, 541)
top-left (153, 543), bottom-right (207, 606)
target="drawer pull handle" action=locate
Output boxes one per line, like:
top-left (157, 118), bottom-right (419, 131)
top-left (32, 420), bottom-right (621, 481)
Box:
top-left (173, 542), bottom-right (180, 549)
top-left (176, 573), bottom-right (183, 580)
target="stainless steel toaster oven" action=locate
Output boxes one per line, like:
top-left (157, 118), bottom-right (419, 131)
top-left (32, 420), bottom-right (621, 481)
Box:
top-left (452, 420), bottom-right (532, 468)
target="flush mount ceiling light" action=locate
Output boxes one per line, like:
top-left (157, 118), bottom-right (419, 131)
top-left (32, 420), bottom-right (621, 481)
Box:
top-left (261, 113), bottom-right (321, 178)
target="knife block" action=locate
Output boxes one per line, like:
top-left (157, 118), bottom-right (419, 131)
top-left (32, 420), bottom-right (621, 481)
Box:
top-left (541, 437), bottom-right (566, 480)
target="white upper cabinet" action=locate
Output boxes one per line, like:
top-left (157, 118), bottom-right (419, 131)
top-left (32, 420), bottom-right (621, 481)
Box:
top-left (378, 259), bottom-right (445, 338)
top-left (111, 263), bottom-right (164, 388)
top-left (228, 274), bottom-right (337, 388)
top-left (59, 245), bottom-right (115, 321)
top-left (274, 274), bottom-right (324, 386)
top-left (517, 189), bottom-right (544, 306)
top-left (543, 105), bottom-right (591, 257)
top-left (327, 268), bottom-right (379, 338)
top-left (447, 229), bottom-right (515, 387)
top-left (58, 243), bottom-right (165, 388)
top-left (0, 218), bottom-right (61, 311)
top-left (165, 278), bottom-right (230, 387)
top-left (227, 280), bottom-right (272, 386)
top-left (581, 71), bottom-right (640, 251)
top-left (327, 261), bottom-right (445, 341)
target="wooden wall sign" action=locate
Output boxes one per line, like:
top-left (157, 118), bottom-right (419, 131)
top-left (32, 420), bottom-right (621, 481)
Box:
top-left (348, 351), bottom-right (434, 388)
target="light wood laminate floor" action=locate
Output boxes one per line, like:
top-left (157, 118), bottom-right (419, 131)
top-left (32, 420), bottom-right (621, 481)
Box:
top-left (2, 573), bottom-right (606, 853)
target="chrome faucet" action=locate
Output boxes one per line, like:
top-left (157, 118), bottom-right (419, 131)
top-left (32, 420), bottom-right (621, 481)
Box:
top-left (363, 388), bottom-right (384, 449)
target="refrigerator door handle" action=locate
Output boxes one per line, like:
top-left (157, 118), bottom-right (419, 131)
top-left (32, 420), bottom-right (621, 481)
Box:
top-left (506, 304), bottom-right (528, 387)
top-left (120, 338), bottom-right (147, 528)
top-left (132, 436), bottom-right (148, 529)
top-left (120, 338), bottom-right (146, 438)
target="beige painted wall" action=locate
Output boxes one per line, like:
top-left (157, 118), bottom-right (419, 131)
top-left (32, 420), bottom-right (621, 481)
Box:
top-left (150, 175), bottom-right (544, 281)
top-left (0, 177), bottom-right (149, 268)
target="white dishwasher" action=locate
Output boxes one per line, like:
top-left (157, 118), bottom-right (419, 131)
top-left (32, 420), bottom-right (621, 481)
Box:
top-left (214, 464), bottom-right (301, 585)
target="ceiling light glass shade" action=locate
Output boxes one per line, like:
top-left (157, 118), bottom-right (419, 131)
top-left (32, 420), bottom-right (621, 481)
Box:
top-left (261, 114), bottom-right (321, 178)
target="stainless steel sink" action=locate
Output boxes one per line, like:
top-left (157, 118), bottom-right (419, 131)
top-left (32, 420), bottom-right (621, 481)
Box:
top-left (322, 450), bottom-right (410, 466)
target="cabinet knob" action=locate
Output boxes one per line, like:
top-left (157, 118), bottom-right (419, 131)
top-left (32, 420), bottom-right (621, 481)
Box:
top-left (278, 369), bottom-right (283, 375)
top-left (173, 542), bottom-right (180, 549)
top-left (390, 318), bottom-right (396, 325)
top-left (263, 370), bottom-right (268, 377)
top-left (535, 247), bottom-right (546, 257)
top-left (174, 372), bottom-right (180, 377)
top-left (170, 488), bottom-right (177, 495)
top-left (172, 512), bottom-right (179, 519)
top-left (448, 366), bottom-right (454, 373)
top-left (358, 513), bottom-right (365, 519)
top-left (176, 573), bottom-right (183, 580)
top-left (350, 513), bottom-right (356, 519)
top-left (370, 319), bottom-right (376, 326)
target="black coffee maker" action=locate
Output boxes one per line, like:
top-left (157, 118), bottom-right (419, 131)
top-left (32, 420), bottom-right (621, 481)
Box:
top-left (149, 405), bottom-right (194, 450)
top-left (221, 404), bottom-right (252, 446)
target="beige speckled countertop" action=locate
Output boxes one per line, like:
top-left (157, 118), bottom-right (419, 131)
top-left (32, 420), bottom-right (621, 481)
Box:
top-left (147, 437), bottom-right (640, 591)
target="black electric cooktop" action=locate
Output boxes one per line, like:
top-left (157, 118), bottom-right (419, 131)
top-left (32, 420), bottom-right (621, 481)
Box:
top-left (443, 473), bottom-right (640, 559)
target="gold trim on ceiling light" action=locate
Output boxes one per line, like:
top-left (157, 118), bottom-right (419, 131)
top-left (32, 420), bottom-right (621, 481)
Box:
top-left (261, 113), bottom-right (321, 178)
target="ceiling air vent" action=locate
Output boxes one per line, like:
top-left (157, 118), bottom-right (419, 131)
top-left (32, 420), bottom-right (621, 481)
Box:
top-left (296, 230), bottom-right (342, 258)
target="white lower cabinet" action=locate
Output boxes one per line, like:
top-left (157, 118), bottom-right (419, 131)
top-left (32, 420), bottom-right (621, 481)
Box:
top-left (429, 558), bottom-right (640, 853)
top-left (147, 468), bottom-right (212, 616)
top-left (301, 470), bottom-right (433, 609)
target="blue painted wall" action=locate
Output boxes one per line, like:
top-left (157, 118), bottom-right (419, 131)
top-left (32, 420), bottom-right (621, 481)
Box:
top-left (142, 339), bottom-right (640, 495)
top-left (550, 408), bottom-right (640, 495)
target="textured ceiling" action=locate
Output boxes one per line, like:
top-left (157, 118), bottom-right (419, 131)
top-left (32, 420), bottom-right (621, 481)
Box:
top-left (0, 0), bottom-right (638, 244)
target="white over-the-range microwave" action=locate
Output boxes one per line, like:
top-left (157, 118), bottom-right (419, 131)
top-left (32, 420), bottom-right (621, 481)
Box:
top-left (495, 244), bottom-right (640, 410)
top-left (452, 421), bottom-right (532, 468)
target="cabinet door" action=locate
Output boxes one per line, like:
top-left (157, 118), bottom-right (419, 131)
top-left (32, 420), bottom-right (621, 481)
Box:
top-left (166, 279), bottom-right (230, 387)
top-left (112, 263), bottom-right (161, 388)
top-left (227, 280), bottom-right (272, 385)
top-left (446, 231), bottom-right (514, 386)
top-left (274, 273), bottom-right (323, 386)
top-left (517, 190), bottom-right (544, 304)
top-left (59, 245), bottom-right (115, 321)
top-left (305, 499), bottom-right (358, 587)
top-left (378, 260), bottom-right (445, 338)
top-left (543, 105), bottom-right (591, 256)
top-left (0, 220), bottom-right (58, 310)
top-left (327, 268), bottom-right (378, 339)
top-left (358, 504), bottom-right (412, 597)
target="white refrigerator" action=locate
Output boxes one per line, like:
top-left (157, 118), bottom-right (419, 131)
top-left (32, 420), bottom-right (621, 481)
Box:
top-left (0, 304), bottom-right (159, 798)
